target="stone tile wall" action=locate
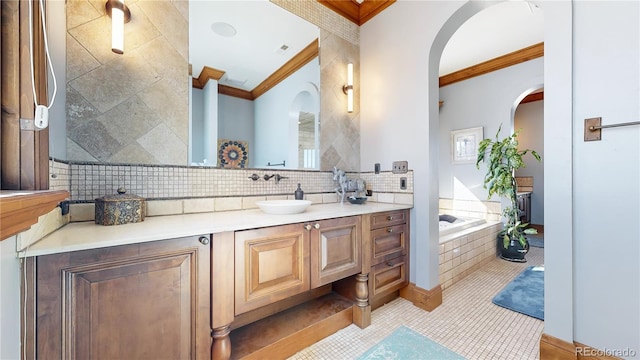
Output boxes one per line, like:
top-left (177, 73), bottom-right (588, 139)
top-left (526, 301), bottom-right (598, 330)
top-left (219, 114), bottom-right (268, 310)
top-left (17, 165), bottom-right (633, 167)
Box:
top-left (319, 29), bottom-right (360, 171)
top-left (66, 0), bottom-right (189, 165)
top-left (271, 0), bottom-right (359, 45)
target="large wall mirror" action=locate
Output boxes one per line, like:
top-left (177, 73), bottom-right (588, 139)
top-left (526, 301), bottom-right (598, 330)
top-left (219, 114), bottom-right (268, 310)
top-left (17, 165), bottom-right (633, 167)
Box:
top-left (63, 0), bottom-right (355, 171)
top-left (189, 1), bottom-right (320, 169)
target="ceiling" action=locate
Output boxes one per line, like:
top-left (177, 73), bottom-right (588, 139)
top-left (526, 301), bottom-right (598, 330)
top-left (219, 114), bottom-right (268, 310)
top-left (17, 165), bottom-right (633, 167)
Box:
top-left (440, 1), bottom-right (544, 76)
top-left (189, 1), bottom-right (318, 91)
top-left (189, 1), bottom-right (544, 91)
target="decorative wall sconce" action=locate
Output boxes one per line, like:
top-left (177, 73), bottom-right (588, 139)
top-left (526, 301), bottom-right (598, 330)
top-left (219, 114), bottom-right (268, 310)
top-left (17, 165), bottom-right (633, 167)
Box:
top-left (342, 63), bottom-right (354, 113)
top-left (106, 0), bottom-right (131, 54)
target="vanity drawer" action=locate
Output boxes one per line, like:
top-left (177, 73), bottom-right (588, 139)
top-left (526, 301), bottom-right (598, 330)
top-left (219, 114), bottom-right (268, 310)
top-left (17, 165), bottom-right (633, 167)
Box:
top-left (370, 210), bottom-right (407, 229)
top-left (371, 223), bottom-right (407, 265)
top-left (370, 256), bottom-right (408, 298)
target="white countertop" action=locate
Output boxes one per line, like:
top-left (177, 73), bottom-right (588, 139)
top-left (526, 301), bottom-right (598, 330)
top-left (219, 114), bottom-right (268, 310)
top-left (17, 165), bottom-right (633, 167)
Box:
top-left (19, 202), bottom-right (412, 258)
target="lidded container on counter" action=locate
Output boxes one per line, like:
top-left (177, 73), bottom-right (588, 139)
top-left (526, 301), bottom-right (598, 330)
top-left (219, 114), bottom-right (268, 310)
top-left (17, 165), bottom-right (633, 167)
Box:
top-left (95, 187), bottom-right (145, 226)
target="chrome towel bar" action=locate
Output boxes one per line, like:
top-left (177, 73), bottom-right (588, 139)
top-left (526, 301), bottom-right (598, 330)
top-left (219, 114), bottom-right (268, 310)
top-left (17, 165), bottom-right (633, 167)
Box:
top-left (584, 117), bottom-right (640, 141)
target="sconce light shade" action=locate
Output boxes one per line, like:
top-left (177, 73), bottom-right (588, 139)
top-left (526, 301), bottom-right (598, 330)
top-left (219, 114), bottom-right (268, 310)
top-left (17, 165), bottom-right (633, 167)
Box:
top-left (343, 63), bottom-right (354, 113)
top-left (106, 0), bottom-right (131, 54)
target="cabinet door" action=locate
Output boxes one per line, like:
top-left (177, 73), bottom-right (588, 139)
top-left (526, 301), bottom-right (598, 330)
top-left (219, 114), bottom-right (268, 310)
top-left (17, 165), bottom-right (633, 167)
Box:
top-left (235, 224), bottom-right (310, 315)
top-left (310, 216), bottom-right (362, 288)
top-left (32, 236), bottom-right (211, 360)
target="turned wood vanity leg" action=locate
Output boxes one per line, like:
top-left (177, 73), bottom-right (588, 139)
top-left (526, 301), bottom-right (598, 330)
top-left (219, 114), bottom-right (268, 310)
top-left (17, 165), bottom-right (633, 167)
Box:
top-left (212, 325), bottom-right (231, 360)
top-left (353, 273), bottom-right (371, 328)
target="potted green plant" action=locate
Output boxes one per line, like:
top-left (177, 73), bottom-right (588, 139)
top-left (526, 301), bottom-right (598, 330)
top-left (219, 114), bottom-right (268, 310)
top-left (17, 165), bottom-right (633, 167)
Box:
top-left (476, 125), bottom-right (541, 262)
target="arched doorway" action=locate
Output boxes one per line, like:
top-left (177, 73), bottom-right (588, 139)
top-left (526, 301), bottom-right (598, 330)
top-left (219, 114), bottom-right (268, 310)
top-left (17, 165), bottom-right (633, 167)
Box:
top-left (425, 0), bottom-right (574, 344)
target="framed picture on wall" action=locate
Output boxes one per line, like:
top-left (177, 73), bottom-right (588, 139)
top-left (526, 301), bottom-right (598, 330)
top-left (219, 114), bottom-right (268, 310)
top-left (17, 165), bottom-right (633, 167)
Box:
top-left (451, 127), bottom-right (483, 164)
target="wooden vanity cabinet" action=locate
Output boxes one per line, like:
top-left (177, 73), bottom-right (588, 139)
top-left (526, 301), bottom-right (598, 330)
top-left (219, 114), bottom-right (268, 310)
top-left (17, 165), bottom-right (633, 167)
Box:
top-left (366, 210), bottom-right (410, 309)
top-left (233, 216), bottom-right (362, 315)
top-left (310, 216), bottom-right (362, 288)
top-left (24, 235), bottom-right (212, 360)
top-left (234, 224), bottom-right (310, 315)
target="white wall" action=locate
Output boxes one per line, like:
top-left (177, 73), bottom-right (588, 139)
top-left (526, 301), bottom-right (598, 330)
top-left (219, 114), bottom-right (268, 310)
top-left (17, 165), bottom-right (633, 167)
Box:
top-left (438, 59), bottom-right (543, 202)
top-left (191, 89), bottom-right (205, 164)
top-left (202, 79), bottom-right (219, 166)
top-left (572, 1), bottom-right (639, 353)
top-left (361, 0), bottom-right (463, 292)
top-left (218, 95), bottom-right (255, 167)
top-left (514, 100), bottom-right (544, 225)
top-left (254, 58), bottom-right (319, 168)
top-left (0, 237), bottom-right (21, 359)
top-left (361, 0), bottom-right (576, 346)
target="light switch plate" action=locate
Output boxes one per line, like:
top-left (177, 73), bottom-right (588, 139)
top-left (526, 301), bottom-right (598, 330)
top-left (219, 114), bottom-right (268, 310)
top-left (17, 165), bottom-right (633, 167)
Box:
top-left (392, 161), bottom-right (408, 174)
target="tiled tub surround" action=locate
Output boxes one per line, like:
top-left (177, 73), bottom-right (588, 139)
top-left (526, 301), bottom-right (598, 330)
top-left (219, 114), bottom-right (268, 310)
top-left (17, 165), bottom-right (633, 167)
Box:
top-left (439, 221), bottom-right (502, 290)
top-left (438, 198), bottom-right (503, 290)
top-left (49, 160), bottom-right (413, 221)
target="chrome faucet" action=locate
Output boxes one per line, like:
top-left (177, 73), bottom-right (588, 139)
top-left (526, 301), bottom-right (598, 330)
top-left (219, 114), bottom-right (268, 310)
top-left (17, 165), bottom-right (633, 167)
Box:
top-left (274, 174), bottom-right (288, 184)
top-left (263, 174), bottom-right (275, 181)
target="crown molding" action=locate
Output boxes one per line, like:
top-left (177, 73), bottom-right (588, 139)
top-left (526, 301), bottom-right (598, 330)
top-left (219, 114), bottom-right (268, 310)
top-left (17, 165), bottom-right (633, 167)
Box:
top-left (251, 39), bottom-right (318, 99)
top-left (317, 0), bottom-right (396, 26)
top-left (521, 91), bottom-right (544, 104)
top-left (439, 42), bottom-right (544, 88)
top-left (192, 66), bottom-right (225, 89)
top-left (193, 39), bottom-right (318, 101)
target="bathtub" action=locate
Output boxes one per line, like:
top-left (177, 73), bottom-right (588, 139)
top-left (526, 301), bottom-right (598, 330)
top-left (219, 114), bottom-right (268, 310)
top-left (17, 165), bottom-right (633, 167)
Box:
top-left (439, 215), bottom-right (487, 238)
top-left (438, 215), bottom-right (501, 290)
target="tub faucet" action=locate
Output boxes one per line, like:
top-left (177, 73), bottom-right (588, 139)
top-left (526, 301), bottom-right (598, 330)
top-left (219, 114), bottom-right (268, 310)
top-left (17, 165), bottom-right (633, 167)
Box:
top-left (274, 174), bottom-right (288, 184)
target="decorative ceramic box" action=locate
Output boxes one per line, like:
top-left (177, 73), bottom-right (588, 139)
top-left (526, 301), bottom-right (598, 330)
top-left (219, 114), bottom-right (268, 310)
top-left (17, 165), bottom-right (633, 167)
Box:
top-left (95, 187), bottom-right (145, 226)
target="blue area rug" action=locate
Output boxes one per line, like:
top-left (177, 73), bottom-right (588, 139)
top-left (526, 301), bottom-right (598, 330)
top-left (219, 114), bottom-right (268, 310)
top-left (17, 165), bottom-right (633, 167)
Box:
top-left (528, 235), bottom-right (544, 248)
top-left (492, 266), bottom-right (544, 320)
top-left (358, 326), bottom-right (466, 360)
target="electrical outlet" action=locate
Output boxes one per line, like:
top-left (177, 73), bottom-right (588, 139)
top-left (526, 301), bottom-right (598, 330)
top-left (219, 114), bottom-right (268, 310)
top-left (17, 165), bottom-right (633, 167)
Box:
top-left (400, 177), bottom-right (407, 190)
top-left (392, 161), bottom-right (408, 174)
top-left (374, 163), bottom-right (380, 174)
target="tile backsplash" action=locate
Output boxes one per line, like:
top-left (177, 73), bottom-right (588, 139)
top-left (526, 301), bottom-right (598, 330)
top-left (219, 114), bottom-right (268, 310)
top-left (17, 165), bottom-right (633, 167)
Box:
top-left (50, 160), bottom-right (413, 221)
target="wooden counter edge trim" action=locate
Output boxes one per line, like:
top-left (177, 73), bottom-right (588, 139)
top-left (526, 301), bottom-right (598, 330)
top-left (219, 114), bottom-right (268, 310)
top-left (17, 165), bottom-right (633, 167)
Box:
top-left (399, 282), bottom-right (442, 311)
top-left (0, 190), bottom-right (69, 241)
top-left (540, 333), bottom-right (625, 360)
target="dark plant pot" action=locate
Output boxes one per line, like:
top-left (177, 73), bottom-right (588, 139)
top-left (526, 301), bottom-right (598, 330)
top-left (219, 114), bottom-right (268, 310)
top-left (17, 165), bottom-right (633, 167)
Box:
top-left (498, 235), bottom-right (530, 263)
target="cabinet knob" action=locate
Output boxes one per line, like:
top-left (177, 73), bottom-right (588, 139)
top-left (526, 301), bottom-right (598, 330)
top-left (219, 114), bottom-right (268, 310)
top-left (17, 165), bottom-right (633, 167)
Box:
top-left (387, 216), bottom-right (393, 221)
top-left (198, 236), bottom-right (210, 245)
top-left (387, 228), bottom-right (393, 233)
top-left (305, 224), bottom-right (312, 231)
top-left (386, 261), bottom-right (394, 267)
top-left (314, 223), bottom-right (320, 230)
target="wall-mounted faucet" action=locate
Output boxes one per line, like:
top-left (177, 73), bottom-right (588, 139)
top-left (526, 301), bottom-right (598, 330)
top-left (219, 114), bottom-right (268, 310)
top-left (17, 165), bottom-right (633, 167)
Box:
top-left (263, 174), bottom-right (288, 183)
top-left (274, 174), bottom-right (288, 184)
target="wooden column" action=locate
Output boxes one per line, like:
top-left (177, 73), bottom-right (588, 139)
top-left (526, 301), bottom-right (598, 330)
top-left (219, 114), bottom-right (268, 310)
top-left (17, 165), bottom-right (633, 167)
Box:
top-left (1, 0), bottom-right (49, 191)
top-left (352, 273), bottom-right (371, 328)
top-left (211, 232), bottom-right (235, 359)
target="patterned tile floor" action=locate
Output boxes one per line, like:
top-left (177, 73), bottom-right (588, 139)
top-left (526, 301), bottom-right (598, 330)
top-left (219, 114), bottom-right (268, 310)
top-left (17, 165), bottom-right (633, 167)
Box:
top-left (290, 247), bottom-right (544, 360)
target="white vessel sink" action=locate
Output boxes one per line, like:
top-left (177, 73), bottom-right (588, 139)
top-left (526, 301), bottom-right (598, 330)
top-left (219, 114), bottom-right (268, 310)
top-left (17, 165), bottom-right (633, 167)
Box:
top-left (256, 200), bottom-right (312, 215)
